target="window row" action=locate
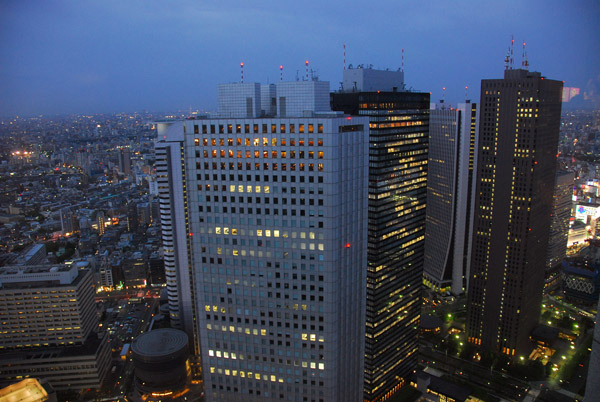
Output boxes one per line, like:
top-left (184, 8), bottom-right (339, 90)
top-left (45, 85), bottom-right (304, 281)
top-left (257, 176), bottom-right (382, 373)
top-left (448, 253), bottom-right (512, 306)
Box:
top-left (193, 123), bottom-right (324, 135)
top-left (197, 150), bottom-right (323, 159)
top-left (196, 162), bottom-right (324, 172)
top-left (195, 137), bottom-right (323, 147)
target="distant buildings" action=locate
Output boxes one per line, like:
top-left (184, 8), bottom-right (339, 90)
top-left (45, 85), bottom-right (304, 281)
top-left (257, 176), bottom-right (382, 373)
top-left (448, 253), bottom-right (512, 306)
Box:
top-left (331, 67), bottom-right (429, 401)
top-left (561, 243), bottom-right (600, 305)
top-left (0, 265), bottom-right (110, 390)
top-left (466, 69), bottom-right (563, 356)
top-left (423, 101), bottom-right (478, 296)
top-left (157, 79), bottom-right (369, 401)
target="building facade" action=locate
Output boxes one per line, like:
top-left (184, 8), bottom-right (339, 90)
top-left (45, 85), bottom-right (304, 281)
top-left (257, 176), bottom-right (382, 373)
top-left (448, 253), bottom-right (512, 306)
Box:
top-left (0, 265), bottom-right (110, 390)
top-left (331, 68), bottom-right (430, 402)
top-left (466, 69), bottom-right (563, 356)
top-left (545, 170), bottom-right (575, 292)
top-left (157, 80), bottom-right (369, 402)
top-left (423, 101), bottom-right (478, 295)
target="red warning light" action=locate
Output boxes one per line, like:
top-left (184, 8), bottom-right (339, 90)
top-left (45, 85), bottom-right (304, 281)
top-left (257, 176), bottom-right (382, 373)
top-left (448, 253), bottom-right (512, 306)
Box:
top-left (346, 117), bottom-right (351, 120)
top-left (189, 233), bottom-right (193, 236)
top-left (345, 243), bottom-right (351, 248)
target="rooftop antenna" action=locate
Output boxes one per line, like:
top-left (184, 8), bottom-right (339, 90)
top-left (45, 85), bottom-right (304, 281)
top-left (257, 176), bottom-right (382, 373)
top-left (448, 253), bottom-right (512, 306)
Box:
top-left (522, 41), bottom-right (529, 70)
top-left (343, 44), bottom-right (346, 70)
top-left (510, 35), bottom-right (515, 69)
top-left (280, 65), bottom-right (283, 81)
top-left (240, 62), bottom-right (244, 83)
top-left (402, 48), bottom-right (405, 73)
top-left (465, 86), bottom-right (469, 101)
top-left (504, 47), bottom-right (510, 70)
top-left (305, 60), bottom-right (309, 81)
top-left (442, 87), bottom-right (446, 104)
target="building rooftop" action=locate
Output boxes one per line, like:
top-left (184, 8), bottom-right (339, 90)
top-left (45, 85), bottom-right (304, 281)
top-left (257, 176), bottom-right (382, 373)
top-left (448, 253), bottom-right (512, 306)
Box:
top-left (0, 379), bottom-right (49, 402)
top-left (0, 264), bottom-right (81, 288)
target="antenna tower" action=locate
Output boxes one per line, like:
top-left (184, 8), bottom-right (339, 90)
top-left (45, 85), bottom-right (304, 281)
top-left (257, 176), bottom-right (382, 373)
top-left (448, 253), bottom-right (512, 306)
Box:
top-left (402, 48), bottom-right (405, 72)
top-left (305, 60), bottom-right (309, 81)
top-left (522, 41), bottom-right (529, 70)
top-left (280, 65), bottom-right (283, 81)
top-left (442, 87), bottom-right (446, 103)
top-left (240, 62), bottom-right (244, 83)
top-left (344, 44), bottom-right (346, 70)
top-left (510, 35), bottom-right (514, 69)
top-left (465, 86), bottom-right (468, 101)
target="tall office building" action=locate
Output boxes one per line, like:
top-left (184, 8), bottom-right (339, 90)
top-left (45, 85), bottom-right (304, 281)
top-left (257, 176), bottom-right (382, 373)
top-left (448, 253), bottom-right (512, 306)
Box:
top-left (0, 265), bottom-right (111, 390)
top-left (423, 101), bottom-right (478, 295)
top-left (545, 170), bottom-right (574, 293)
top-left (466, 69), bottom-right (563, 356)
top-left (157, 79), bottom-right (369, 402)
top-left (331, 67), bottom-right (430, 402)
top-left (119, 147), bottom-right (132, 176)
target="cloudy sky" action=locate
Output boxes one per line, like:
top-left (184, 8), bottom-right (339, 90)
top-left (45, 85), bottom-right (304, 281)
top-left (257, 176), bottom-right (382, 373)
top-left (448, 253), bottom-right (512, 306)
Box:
top-left (1, 0), bottom-right (598, 116)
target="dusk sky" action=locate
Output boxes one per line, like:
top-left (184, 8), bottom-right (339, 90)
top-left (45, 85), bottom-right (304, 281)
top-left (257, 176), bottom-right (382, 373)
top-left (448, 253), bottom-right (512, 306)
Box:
top-left (1, 0), bottom-right (598, 116)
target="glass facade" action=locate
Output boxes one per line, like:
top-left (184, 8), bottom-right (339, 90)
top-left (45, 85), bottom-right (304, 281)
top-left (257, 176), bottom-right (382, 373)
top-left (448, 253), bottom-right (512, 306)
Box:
top-left (332, 91), bottom-right (430, 402)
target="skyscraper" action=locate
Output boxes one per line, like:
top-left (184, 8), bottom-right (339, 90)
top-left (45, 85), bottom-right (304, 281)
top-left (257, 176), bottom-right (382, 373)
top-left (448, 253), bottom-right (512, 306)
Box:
top-left (545, 170), bottom-right (574, 293)
top-left (331, 67), bottom-right (430, 401)
top-left (423, 101), bottom-right (478, 295)
top-left (157, 79), bottom-right (369, 401)
top-left (119, 147), bottom-right (132, 176)
top-left (466, 69), bottom-right (563, 356)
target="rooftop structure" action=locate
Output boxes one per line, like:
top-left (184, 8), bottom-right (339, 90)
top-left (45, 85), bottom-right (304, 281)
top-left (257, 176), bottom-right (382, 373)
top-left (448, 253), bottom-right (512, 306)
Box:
top-left (0, 379), bottom-right (56, 402)
top-left (341, 65), bottom-right (404, 92)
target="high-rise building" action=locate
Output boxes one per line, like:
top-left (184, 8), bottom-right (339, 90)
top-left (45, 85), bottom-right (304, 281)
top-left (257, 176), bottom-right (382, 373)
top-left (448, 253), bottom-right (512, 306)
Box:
top-left (0, 265), bottom-right (111, 390)
top-left (545, 170), bottom-right (575, 293)
top-left (423, 101), bottom-right (478, 295)
top-left (157, 79), bottom-right (369, 401)
top-left (466, 69), bottom-right (563, 356)
top-left (331, 67), bottom-right (430, 402)
top-left (60, 207), bottom-right (79, 235)
top-left (96, 210), bottom-right (106, 236)
top-left (119, 147), bottom-right (132, 176)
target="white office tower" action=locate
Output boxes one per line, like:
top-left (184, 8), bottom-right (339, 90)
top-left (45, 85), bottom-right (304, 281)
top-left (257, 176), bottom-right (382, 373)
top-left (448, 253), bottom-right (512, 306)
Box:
top-left (156, 80), bottom-right (369, 402)
top-left (341, 65), bottom-right (404, 92)
top-left (423, 101), bottom-right (478, 295)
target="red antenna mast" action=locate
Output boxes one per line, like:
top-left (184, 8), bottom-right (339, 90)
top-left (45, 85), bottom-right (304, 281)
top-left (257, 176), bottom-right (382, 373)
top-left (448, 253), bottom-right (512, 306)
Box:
top-left (522, 41), bottom-right (529, 70)
top-left (510, 35), bottom-right (514, 69)
top-left (240, 62), bottom-right (244, 83)
top-left (305, 60), bottom-right (309, 81)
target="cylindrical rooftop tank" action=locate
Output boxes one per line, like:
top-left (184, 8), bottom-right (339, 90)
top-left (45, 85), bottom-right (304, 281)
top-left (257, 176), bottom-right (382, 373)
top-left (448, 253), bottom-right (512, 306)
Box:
top-left (131, 328), bottom-right (189, 392)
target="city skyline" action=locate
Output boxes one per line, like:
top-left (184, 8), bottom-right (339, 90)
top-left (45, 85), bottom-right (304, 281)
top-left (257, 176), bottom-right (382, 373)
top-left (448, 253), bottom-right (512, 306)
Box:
top-left (1, 0), bottom-right (599, 116)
